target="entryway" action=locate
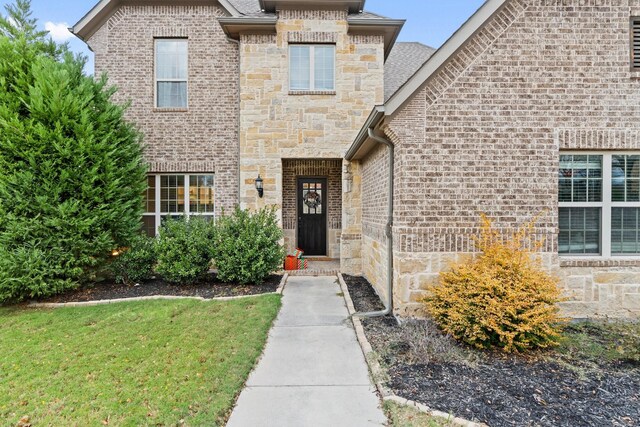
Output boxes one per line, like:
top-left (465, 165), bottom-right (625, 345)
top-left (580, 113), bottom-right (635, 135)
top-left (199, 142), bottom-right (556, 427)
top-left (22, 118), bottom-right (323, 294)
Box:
top-left (282, 159), bottom-right (343, 259)
top-left (297, 178), bottom-right (327, 256)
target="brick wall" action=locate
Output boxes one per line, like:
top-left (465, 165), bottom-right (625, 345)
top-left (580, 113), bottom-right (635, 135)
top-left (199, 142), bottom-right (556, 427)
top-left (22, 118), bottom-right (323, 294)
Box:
top-left (364, 0), bottom-right (640, 318)
top-left (87, 4), bottom-right (240, 212)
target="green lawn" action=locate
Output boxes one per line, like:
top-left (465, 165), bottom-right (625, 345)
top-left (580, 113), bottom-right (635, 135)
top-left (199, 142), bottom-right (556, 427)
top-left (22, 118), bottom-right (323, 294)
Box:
top-left (0, 296), bottom-right (281, 426)
top-left (384, 401), bottom-right (454, 427)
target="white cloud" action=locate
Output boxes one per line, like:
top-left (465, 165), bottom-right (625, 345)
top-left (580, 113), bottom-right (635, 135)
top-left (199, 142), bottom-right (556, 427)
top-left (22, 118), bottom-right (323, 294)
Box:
top-left (44, 21), bottom-right (74, 42)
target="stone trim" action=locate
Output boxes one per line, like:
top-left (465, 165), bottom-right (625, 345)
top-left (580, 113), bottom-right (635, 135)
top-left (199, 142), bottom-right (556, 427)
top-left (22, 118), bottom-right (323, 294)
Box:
top-left (288, 90), bottom-right (336, 96)
top-left (147, 161), bottom-right (216, 173)
top-left (363, 223), bottom-right (386, 242)
top-left (348, 34), bottom-right (384, 45)
top-left (151, 26), bottom-right (189, 38)
top-left (240, 34), bottom-right (277, 44)
top-left (288, 31), bottom-right (337, 43)
top-left (107, 8), bottom-right (126, 30)
top-left (394, 227), bottom-right (556, 253)
top-left (560, 258), bottom-right (640, 268)
top-left (422, 0), bottom-right (527, 110)
top-left (558, 129), bottom-right (640, 150)
top-left (152, 108), bottom-right (189, 113)
top-left (278, 10), bottom-right (347, 20)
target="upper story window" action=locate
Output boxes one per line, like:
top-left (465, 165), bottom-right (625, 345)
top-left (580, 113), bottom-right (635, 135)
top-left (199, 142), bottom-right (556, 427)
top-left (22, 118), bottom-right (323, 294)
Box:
top-left (631, 18), bottom-right (640, 70)
top-left (155, 39), bottom-right (188, 108)
top-left (289, 45), bottom-right (335, 92)
top-left (559, 153), bottom-right (640, 257)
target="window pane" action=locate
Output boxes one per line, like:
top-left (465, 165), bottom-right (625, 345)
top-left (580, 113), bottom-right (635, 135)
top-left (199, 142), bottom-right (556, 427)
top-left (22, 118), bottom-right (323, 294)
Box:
top-left (558, 154), bottom-right (602, 202)
top-left (558, 207), bottom-right (601, 255)
top-left (160, 175), bottom-right (185, 213)
top-left (156, 40), bottom-right (188, 79)
top-left (189, 175), bottom-right (215, 214)
top-left (611, 207), bottom-right (640, 254)
top-left (143, 175), bottom-right (156, 213)
top-left (314, 45), bottom-right (335, 91)
top-left (157, 82), bottom-right (187, 108)
top-left (290, 46), bottom-right (310, 90)
top-left (611, 155), bottom-right (640, 202)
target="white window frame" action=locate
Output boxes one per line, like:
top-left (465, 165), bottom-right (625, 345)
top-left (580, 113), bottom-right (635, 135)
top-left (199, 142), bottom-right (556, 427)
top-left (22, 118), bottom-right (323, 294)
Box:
top-left (154, 39), bottom-right (188, 108)
top-left (143, 174), bottom-right (215, 236)
top-left (559, 151), bottom-right (640, 259)
top-left (289, 44), bottom-right (336, 92)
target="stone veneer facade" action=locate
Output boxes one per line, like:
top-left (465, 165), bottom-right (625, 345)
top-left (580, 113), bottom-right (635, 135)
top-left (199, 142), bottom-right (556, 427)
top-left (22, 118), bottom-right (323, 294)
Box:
top-left (238, 10), bottom-right (384, 258)
top-left (87, 4), bottom-right (240, 213)
top-left (357, 0), bottom-right (640, 319)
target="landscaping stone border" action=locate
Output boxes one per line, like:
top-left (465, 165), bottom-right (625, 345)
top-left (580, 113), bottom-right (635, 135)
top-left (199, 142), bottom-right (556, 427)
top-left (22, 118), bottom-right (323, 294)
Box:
top-left (28, 274), bottom-right (289, 309)
top-left (337, 273), bottom-right (486, 427)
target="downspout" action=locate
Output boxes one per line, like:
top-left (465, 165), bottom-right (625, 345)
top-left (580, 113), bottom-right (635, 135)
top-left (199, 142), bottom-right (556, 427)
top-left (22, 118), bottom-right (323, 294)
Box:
top-left (354, 128), bottom-right (394, 318)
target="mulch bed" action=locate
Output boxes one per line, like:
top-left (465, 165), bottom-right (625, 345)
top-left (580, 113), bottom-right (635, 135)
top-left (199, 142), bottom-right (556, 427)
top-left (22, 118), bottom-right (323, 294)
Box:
top-left (33, 273), bottom-right (282, 303)
top-left (343, 275), bottom-right (640, 427)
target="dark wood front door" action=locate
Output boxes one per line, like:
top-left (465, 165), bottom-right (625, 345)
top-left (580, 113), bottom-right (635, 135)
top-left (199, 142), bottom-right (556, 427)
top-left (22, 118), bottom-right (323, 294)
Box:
top-left (297, 178), bottom-right (327, 256)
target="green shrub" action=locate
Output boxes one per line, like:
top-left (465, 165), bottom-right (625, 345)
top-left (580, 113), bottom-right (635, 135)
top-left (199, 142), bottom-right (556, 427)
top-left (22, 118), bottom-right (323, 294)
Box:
top-left (425, 214), bottom-right (565, 353)
top-left (155, 216), bottom-right (215, 285)
top-left (110, 234), bottom-right (156, 285)
top-left (0, 2), bottom-right (147, 302)
top-left (213, 207), bottom-right (285, 285)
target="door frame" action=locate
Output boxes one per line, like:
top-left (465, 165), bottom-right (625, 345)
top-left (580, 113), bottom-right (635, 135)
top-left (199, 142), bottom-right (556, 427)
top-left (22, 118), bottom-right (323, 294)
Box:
top-left (296, 176), bottom-right (329, 256)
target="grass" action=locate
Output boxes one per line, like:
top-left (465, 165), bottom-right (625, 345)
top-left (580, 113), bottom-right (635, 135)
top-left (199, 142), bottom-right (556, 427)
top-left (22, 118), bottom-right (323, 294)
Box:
top-left (554, 320), bottom-right (640, 367)
top-left (0, 295), bottom-right (281, 426)
top-left (384, 401), bottom-right (455, 427)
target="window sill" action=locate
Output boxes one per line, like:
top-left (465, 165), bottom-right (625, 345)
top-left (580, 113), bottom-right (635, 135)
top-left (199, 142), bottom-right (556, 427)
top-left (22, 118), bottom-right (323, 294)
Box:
top-left (288, 90), bottom-right (336, 96)
top-left (153, 107), bottom-right (189, 113)
top-left (630, 70), bottom-right (640, 79)
top-left (559, 257), bottom-right (640, 268)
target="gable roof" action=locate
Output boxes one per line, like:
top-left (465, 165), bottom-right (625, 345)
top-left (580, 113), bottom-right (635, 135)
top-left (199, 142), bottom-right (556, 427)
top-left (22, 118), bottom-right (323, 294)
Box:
top-left (384, 42), bottom-right (435, 102)
top-left (384, 0), bottom-right (508, 116)
top-left (72, 0), bottom-right (243, 41)
top-left (346, 0), bottom-right (510, 160)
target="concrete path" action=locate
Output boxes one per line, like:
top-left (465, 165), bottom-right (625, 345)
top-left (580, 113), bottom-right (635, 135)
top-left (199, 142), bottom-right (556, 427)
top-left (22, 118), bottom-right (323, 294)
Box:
top-left (227, 276), bottom-right (386, 427)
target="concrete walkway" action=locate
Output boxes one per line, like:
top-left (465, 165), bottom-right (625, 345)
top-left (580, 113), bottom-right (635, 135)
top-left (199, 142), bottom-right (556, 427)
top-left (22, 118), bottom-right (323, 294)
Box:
top-left (227, 276), bottom-right (386, 427)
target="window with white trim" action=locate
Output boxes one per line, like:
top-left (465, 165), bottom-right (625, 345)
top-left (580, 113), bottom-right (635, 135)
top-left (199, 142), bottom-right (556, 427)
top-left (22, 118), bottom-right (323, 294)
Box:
top-left (289, 45), bottom-right (335, 91)
top-left (559, 153), bottom-right (640, 256)
top-left (142, 174), bottom-right (215, 236)
top-left (155, 39), bottom-right (188, 108)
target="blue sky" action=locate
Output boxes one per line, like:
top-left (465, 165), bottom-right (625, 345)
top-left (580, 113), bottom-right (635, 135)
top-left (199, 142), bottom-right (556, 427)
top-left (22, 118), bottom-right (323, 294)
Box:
top-left (1, 0), bottom-right (485, 75)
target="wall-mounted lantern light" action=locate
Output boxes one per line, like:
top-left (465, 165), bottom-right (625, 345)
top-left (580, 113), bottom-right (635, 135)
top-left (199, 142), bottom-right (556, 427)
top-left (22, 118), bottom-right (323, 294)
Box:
top-left (255, 174), bottom-right (264, 198)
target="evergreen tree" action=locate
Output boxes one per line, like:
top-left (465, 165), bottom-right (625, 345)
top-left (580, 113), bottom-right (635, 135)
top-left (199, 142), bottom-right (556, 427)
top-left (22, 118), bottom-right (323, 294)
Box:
top-left (0, 0), bottom-right (147, 301)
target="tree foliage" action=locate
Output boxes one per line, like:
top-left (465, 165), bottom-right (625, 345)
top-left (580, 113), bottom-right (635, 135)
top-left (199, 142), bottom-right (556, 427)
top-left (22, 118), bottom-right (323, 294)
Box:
top-left (0, 1), bottom-right (147, 301)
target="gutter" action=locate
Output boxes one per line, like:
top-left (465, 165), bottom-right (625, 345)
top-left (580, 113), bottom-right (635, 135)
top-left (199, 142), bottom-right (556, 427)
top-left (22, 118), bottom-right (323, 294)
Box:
top-left (349, 127), bottom-right (395, 319)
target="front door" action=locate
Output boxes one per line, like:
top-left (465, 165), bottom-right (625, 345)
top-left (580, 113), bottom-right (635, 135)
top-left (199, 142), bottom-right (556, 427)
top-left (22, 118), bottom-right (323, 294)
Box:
top-left (297, 178), bottom-right (327, 256)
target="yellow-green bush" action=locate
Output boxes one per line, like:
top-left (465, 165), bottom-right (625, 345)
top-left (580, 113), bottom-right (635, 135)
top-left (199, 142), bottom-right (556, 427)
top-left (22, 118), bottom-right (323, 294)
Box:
top-left (425, 215), bottom-right (565, 353)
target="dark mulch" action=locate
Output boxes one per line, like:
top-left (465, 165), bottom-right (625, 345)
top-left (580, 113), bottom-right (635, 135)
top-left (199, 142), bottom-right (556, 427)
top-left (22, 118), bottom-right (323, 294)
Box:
top-left (343, 275), bottom-right (640, 427)
top-left (34, 273), bottom-right (282, 303)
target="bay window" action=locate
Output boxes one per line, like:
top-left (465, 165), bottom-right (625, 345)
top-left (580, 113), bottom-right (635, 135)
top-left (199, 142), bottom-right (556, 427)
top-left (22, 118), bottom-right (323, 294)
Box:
top-left (559, 153), bottom-right (640, 257)
top-left (143, 174), bottom-right (215, 236)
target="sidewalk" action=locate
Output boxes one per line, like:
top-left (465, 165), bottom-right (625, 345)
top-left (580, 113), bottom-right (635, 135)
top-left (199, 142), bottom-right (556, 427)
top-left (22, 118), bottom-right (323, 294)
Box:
top-left (226, 276), bottom-right (386, 427)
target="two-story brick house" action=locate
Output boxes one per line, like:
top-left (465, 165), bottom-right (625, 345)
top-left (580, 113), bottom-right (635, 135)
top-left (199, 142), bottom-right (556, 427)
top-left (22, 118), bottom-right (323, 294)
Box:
top-left (74, 0), bottom-right (640, 319)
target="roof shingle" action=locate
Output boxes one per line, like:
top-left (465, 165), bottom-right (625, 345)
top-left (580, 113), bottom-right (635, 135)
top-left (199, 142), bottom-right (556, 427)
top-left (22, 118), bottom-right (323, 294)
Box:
top-left (384, 42), bottom-right (436, 102)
